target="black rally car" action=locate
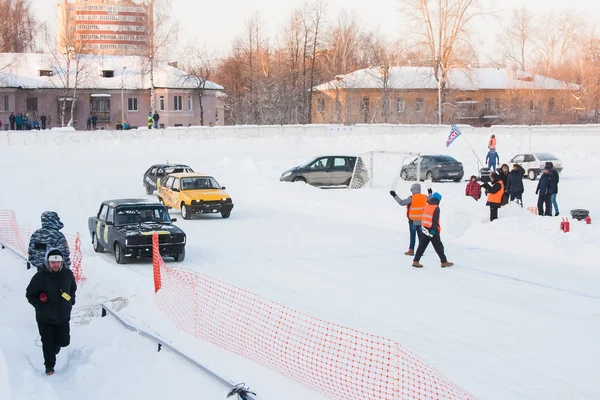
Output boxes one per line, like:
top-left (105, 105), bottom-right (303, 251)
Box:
top-left (143, 164), bottom-right (194, 195)
top-left (88, 199), bottom-right (186, 264)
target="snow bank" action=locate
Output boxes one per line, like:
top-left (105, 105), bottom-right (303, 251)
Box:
top-left (0, 348), bottom-right (11, 400)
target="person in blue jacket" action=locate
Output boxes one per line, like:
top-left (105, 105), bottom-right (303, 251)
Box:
top-left (486, 149), bottom-right (499, 172)
top-left (536, 166), bottom-right (553, 216)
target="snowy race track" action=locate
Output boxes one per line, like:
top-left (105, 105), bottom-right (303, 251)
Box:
top-left (1, 126), bottom-right (599, 400)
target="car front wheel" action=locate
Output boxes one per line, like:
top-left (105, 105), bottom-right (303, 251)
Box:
top-left (292, 176), bottom-right (307, 183)
top-left (221, 210), bottom-right (231, 218)
top-left (181, 203), bottom-right (191, 220)
top-left (114, 242), bottom-right (126, 264)
top-left (92, 233), bottom-right (104, 253)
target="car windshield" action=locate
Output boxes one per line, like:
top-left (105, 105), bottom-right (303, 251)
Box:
top-left (432, 156), bottom-right (457, 163)
top-left (115, 206), bottom-right (171, 225)
top-left (180, 177), bottom-right (220, 190)
top-left (535, 153), bottom-right (557, 161)
top-left (300, 158), bottom-right (318, 168)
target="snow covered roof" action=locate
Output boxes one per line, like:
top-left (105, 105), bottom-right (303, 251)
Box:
top-left (0, 53), bottom-right (224, 91)
top-left (314, 67), bottom-right (579, 92)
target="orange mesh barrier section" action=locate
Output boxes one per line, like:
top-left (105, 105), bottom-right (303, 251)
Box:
top-left (0, 210), bottom-right (85, 282)
top-left (151, 234), bottom-right (475, 400)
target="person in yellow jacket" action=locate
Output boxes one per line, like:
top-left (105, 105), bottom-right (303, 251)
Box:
top-left (390, 183), bottom-right (431, 256)
top-left (481, 172), bottom-right (504, 221)
top-left (412, 192), bottom-right (453, 268)
top-left (147, 112), bottom-right (153, 129)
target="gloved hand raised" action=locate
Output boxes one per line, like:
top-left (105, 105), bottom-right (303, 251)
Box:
top-left (390, 190), bottom-right (397, 197)
top-left (427, 188), bottom-right (433, 195)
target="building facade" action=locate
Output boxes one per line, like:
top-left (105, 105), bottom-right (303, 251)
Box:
top-left (0, 53), bottom-right (224, 130)
top-left (57, 0), bottom-right (150, 56)
top-left (312, 67), bottom-right (580, 126)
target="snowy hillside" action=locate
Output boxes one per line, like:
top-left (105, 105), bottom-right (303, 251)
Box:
top-left (1, 125), bottom-right (599, 400)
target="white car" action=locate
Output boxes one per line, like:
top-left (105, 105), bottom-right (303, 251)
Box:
top-left (509, 153), bottom-right (563, 180)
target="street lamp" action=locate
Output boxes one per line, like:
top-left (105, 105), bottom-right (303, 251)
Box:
top-left (121, 66), bottom-right (127, 125)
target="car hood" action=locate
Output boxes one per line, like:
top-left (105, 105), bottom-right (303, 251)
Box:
top-left (180, 189), bottom-right (230, 200)
top-left (282, 167), bottom-right (300, 174)
top-left (116, 223), bottom-right (185, 236)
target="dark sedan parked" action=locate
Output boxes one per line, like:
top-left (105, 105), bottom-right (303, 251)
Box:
top-left (401, 155), bottom-right (464, 182)
top-left (280, 155), bottom-right (360, 187)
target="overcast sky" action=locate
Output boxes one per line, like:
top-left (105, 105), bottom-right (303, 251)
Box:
top-left (31, 0), bottom-right (600, 62)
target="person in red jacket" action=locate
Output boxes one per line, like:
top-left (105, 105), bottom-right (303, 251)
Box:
top-left (465, 175), bottom-right (481, 200)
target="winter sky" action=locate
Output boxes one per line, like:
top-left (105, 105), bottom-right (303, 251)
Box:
top-left (31, 0), bottom-right (600, 62)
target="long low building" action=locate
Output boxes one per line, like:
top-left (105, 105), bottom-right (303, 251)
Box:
top-left (312, 66), bottom-right (580, 126)
top-left (0, 53), bottom-right (224, 130)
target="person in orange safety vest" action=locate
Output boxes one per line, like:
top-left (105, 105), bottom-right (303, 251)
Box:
top-left (412, 192), bottom-right (453, 269)
top-left (488, 134), bottom-right (496, 150)
top-left (390, 183), bottom-right (432, 256)
top-left (481, 172), bottom-right (504, 221)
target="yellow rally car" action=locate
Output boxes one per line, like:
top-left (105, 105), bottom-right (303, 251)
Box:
top-left (157, 173), bottom-right (234, 219)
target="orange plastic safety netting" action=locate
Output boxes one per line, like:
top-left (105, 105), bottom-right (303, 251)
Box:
top-left (0, 210), bottom-right (86, 282)
top-left (151, 234), bottom-right (475, 400)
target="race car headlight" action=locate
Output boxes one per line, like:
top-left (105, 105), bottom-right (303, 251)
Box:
top-left (222, 197), bottom-right (227, 201)
top-left (183, 235), bottom-right (186, 244)
top-left (282, 171), bottom-right (292, 178)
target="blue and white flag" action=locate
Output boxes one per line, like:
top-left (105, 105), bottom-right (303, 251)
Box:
top-left (446, 124), bottom-right (462, 147)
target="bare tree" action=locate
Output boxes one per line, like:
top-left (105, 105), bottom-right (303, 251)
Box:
top-left (0, 0), bottom-right (37, 53)
top-left (496, 7), bottom-right (535, 71)
top-left (401, 0), bottom-right (485, 123)
top-left (325, 10), bottom-right (362, 76)
top-left (138, 0), bottom-right (179, 114)
top-left (533, 10), bottom-right (580, 76)
top-left (306, 0), bottom-right (326, 124)
top-left (180, 44), bottom-right (218, 126)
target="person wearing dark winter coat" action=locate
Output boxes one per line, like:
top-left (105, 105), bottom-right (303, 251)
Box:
top-left (546, 162), bottom-right (560, 216)
top-left (28, 212), bottom-right (71, 271)
top-left (26, 248), bottom-right (76, 376)
top-left (465, 176), bottom-right (481, 200)
top-left (153, 111), bottom-right (160, 129)
top-left (412, 193), bottom-right (453, 268)
top-left (486, 149), bottom-right (499, 172)
top-left (536, 167), bottom-right (553, 216)
top-left (15, 113), bottom-right (23, 130)
top-left (40, 114), bottom-right (47, 130)
top-left (497, 164), bottom-right (510, 206)
top-left (390, 183), bottom-right (431, 256)
top-left (507, 164), bottom-right (525, 206)
top-left (482, 172), bottom-right (504, 221)
top-left (9, 112), bottom-right (16, 130)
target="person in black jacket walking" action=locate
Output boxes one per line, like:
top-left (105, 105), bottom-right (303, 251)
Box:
top-left (26, 248), bottom-right (77, 376)
top-left (9, 112), bottom-right (16, 130)
top-left (497, 164), bottom-right (510, 206)
top-left (507, 164), bottom-right (525, 206)
top-left (536, 166), bottom-right (553, 216)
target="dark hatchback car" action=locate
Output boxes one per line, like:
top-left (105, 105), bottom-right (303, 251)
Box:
top-left (401, 155), bottom-right (464, 182)
top-left (143, 164), bottom-right (194, 195)
top-left (88, 199), bottom-right (186, 264)
top-left (280, 155), bottom-right (360, 186)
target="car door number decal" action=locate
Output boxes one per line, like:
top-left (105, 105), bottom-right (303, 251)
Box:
top-left (104, 225), bottom-right (109, 244)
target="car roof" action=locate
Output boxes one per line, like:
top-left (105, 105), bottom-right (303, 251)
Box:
top-left (167, 172), bottom-right (212, 178)
top-left (312, 155), bottom-right (356, 159)
top-left (103, 199), bottom-right (162, 207)
top-left (422, 154), bottom-right (456, 158)
top-left (150, 164), bottom-right (191, 168)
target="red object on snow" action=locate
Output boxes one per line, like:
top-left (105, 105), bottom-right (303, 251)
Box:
top-left (560, 218), bottom-right (565, 231)
top-left (564, 218), bottom-right (570, 233)
top-left (39, 293), bottom-right (48, 303)
top-left (585, 215), bottom-right (592, 224)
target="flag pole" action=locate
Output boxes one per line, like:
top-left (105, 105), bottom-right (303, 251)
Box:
top-left (460, 134), bottom-right (484, 168)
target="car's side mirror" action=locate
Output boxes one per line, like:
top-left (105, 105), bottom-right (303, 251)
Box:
top-left (172, 187), bottom-right (179, 192)
top-left (106, 221), bottom-right (113, 226)
top-left (221, 186), bottom-right (226, 190)
top-left (171, 218), bottom-right (177, 223)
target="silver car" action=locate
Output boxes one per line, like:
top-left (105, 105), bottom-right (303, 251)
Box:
top-left (280, 156), bottom-right (360, 186)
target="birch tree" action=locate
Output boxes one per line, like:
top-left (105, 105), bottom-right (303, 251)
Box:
top-left (181, 44), bottom-right (217, 126)
top-left (496, 7), bottom-right (535, 71)
top-left (0, 0), bottom-right (37, 53)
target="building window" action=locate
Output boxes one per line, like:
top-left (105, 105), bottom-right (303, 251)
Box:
top-left (159, 96), bottom-right (165, 111)
top-left (38, 69), bottom-right (53, 77)
top-left (127, 98), bottom-right (138, 111)
top-left (396, 98), bottom-right (404, 113)
top-left (484, 98), bottom-right (492, 113)
top-left (416, 98), bottom-right (424, 112)
top-left (4, 95), bottom-right (8, 111)
top-left (26, 97), bottom-right (38, 112)
top-left (101, 70), bottom-right (115, 78)
top-left (174, 95), bottom-right (183, 111)
top-left (317, 98), bottom-right (325, 113)
top-left (188, 95), bottom-right (193, 111)
top-left (549, 98), bottom-right (555, 113)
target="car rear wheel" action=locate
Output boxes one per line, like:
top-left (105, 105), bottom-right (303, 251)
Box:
top-left (92, 233), bottom-right (104, 253)
top-left (145, 185), bottom-right (153, 195)
top-left (114, 242), bottom-right (126, 264)
top-left (528, 170), bottom-right (537, 180)
top-left (181, 203), bottom-right (191, 220)
top-left (292, 176), bottom-right (306, 183)
top-left (174, 248), bottom-right (185, 262)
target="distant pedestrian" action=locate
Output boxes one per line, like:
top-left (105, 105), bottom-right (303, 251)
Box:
top-left (27, 211), bottom-right (71, 271)
top-left (465, 175), bottom-right (481, 201)
top-left (26, 248), bottom-right (76, 376)
top-left (40, 114), bottom-right (47, 130)
top-left (86, 115), bottom-right (92, 130)
top-left (147, 112), bottom-right (153, 129)
top-left (33, 119), bottom-right (40, 130)
top-left (9, 112), bottom-right (15, 130)
top-left (91, 114), bottom-right (97, 130)
top-left (390, 183), bottom-right (431, 256)
top-left (546, 162), bottom-right (560, 216)
top-left (16, 113), bottom-right (23, 130)
top-left (153, 111), bottom-right (160, 129)
top-left (536, 166), bottom-right (553, 216)
top-left (411, 192), bottom-right (453, 268)
top-left (482, 172), bottom-right (504, 222)
top-left (507, 164), bottom-right (525, 206)
top-left (486, 149), bottom-right (499, 172)
top-left (488, 134), bottom-right (496, 150)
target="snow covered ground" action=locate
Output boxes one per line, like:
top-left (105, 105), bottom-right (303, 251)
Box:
top-left (1, 125), bottom-right (599, 400)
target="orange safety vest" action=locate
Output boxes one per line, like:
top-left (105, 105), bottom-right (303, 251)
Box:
top-left (422, 203), bottom-right (441, 232)
top-left (487, 181), bottom-right (504, 204)
top-left (407, 193), bottom-right (428, 221)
